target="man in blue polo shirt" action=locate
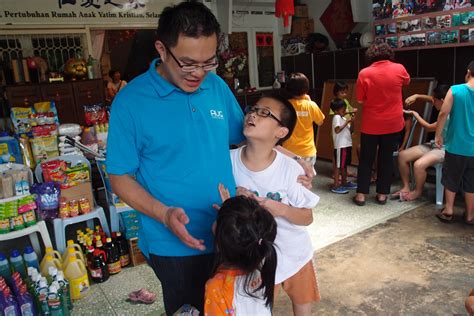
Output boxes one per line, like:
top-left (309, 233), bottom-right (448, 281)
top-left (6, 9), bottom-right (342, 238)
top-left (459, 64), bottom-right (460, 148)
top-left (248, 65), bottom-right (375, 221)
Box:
top-left (106, 2), bottom-right (244, 314)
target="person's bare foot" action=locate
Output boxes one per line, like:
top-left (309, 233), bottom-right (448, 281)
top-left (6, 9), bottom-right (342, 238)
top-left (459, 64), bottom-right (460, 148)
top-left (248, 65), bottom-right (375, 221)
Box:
top-left (405, 190), bottom-right (422, 201)
top-left (465, 289), bottom-right (474, 315)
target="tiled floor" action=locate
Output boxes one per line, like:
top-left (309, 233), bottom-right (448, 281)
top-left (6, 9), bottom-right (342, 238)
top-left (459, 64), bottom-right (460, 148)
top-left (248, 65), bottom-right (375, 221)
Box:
top-left (72, 161), bottom-right (432, 315)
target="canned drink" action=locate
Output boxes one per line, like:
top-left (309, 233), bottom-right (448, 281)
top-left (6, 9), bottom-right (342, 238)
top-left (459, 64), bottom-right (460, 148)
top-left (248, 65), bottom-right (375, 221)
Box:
top-left (69, 200), bottom-right (79, 217)
top-left (59, 201), bottom-right (70, 219)
top-left (79, 198), bottom-right (91, 214)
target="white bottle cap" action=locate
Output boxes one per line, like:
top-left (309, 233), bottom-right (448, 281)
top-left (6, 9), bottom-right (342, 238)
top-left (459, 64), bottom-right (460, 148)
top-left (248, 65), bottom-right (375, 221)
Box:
top-left (56, 271), bottom-right (64, 281)
top-left (39, 278), bottom-right (48, 288)
top-left (27, 267), bottom-right (36, 276)
top-left (48, 285), bottom-right (58, 293)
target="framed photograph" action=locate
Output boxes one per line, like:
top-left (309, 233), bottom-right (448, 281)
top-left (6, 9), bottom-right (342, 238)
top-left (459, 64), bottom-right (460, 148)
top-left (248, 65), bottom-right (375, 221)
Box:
top-left (397, 20), bottom-right (411, 33)
top-left (459, 11), bottom-right (474, 25)
top-left (399, 35), bottom-right (412, 48)
top-left (452, 13), bottom-right (461, 26)
top-left (387, 22), bottom-right (397, 34)
top-left (440, 30), bottom-right (458, 44)
top-left (410, 19), bottom-right (422, 31)
top-left (436, 15), bottom-right (452, 28)
top-left (410, 33), bottom-right (426, 46)
top-left (460, 29), bottom-right (470, 42)
top-left (386, 36), bottom-right (398, 48)
top-left (427, 31), bottom-right (442, 45)
top-left (422, 17), bottom-right (437, 29)
top-left (375, 24), bottom-right (386, 36)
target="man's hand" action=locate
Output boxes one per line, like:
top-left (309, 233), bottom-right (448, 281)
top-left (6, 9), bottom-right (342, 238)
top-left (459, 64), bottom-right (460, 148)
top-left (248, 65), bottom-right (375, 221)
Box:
top-left (163, 207), bottom-right (205, 251)
top-left (296, 160), bottom-right (315, 189)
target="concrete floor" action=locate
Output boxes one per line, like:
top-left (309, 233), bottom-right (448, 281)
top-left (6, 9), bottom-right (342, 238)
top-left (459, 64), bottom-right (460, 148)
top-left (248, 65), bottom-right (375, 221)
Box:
top-left (72, 161), bottom-right (474, 315)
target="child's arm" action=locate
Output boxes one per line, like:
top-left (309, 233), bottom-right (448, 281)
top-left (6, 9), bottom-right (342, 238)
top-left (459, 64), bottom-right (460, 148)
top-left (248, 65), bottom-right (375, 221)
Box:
top-left (257, 198), bottom-right (313, 226)
top-left (334, 117), bottom-right (353, 134)
top-left (404, 110), bottom-right (437, 131)
top-left (405, 94), bottom-right (434, 107)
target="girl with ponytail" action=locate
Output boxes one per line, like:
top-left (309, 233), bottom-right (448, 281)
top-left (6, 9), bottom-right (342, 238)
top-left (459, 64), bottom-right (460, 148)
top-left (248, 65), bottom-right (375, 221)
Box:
top-left (204, 196), bottom-right (278, 315)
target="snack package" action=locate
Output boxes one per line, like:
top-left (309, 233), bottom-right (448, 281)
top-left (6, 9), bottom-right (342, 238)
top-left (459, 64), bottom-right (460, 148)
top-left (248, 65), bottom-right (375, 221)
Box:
top-left (41, 159), bottom-right (68, 184)
top-left (84, 103), bottom-right (108, 126)
top-left (64, 162), bottom-right (90, 188)
top-left (19, 135), bottom-right (36, 169)
top-left (10, 107), bottom-right (33, 135)
top-left (58, 124), bottom-right (82, 137)
top-left (33, 101), bottom-right (59, 125)
top-left (30, 182), bottom-right (60, 220)
top-left (30, 136), bottom-right (59, 164)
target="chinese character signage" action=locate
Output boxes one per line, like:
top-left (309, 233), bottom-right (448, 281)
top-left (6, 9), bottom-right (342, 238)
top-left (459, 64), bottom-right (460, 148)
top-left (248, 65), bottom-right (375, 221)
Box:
top-left (0, 0), bottom-right (181, 25)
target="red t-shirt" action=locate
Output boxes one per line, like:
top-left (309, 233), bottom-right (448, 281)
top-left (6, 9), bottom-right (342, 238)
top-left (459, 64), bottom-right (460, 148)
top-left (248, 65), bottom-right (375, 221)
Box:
top-left (356, 60), bottom-right (410, 135)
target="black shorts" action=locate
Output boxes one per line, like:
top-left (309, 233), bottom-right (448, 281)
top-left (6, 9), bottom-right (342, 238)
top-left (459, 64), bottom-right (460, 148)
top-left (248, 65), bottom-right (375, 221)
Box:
top-left (334, 147), bottom-right (352, 169)
top-left (442, 151), bottom-right (474, 193)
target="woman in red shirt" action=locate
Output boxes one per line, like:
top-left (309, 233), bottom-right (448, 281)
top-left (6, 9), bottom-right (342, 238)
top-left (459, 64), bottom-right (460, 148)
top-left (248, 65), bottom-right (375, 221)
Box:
top-left (353, 43), bottom-right (410, 205)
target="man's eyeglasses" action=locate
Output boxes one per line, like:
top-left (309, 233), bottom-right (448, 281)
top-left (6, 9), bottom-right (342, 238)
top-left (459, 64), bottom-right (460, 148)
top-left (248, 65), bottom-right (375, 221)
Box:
top-left (163, 44), bottom-right (219, 73)
top-left (244, 105), bottom-right (283, 126)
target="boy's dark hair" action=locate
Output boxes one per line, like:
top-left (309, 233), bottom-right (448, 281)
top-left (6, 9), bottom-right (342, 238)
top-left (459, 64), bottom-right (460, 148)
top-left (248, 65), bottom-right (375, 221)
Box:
top-left (214, 196), bottom-right (278, 309)
top-left (365, 42), bottom-right (394, 64)
top-left (467, 61), bottom-right (474, 75)
top-left (333, 81), bottom-right (348, 96)
top-left (433, 84), bottom-right (450, 100)
top-left (156, 2), bottom-right (221, 48)
top-left (108, 69), bottom-right (119, 78)
top-left (263, 94), bottom-right (297, 146)
top-left (286, 72), bottom-right (309, 97)
top-left (330, 98), bottom-right (346, 113)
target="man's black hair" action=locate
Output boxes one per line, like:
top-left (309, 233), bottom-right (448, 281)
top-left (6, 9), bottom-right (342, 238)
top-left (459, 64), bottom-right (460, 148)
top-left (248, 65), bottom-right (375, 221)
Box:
top-left (433, 84), bottom-right (449, 100)
top-left (156, 1), bottom-right (221, 48)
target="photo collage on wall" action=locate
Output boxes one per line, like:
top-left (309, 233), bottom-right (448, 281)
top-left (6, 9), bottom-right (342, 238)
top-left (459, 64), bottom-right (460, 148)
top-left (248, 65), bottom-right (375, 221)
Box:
top-left (373, 0), bottom-right (472, 20)
top-left (373, 5), bottom-right (474, 49)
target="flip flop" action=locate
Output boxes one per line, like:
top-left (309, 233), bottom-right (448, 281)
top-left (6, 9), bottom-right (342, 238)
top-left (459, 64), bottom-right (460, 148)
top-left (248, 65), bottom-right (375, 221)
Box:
top-left (376, 194), bottom-right (387, 205)
top-left (128, 288), bottom-right (156, 304)
top-left (352, 196), bottom-right (365, 206)
top-left (390, 191), bottom-right (409, 200)
top-left (436, 209), bottom-right (453, 223)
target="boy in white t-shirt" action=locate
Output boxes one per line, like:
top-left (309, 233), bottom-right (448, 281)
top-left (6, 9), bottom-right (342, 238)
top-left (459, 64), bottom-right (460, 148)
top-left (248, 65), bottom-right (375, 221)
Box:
top-left (330, 98), bottom-right (357, 194)
top-left (228, 94), bottom-right (321, 316)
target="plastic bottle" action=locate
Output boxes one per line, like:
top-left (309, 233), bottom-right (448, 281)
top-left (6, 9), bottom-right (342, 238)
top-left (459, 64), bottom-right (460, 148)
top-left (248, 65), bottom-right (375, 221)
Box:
top-left (35, 277), bottom-right (50, 316)
top-left (0, 252), bottom-right (12, 286)
top-left (86, 55), bottom-right (94, 80)
top-left (1, 286), bottom-right (21, 316)
top-left (63, 256), bottom-right (89, 300)
top-left (17, 283), bottom-right (37, 316)
top-left (88, 248), bottom-right (109, 283)
top-left (48, 266), bottom-right (58, 285)
top-left (62, 248), bottom-right (85, 270)
top-left (44, 247), bottom-right (62, 263)
top-left (23, 246), bottom-right (40, 271)
top-left (115, 232), bottom-right (130, 267)
top-left (47, 283), bottom-right (65, 316)
top-left (10, 250), bottom-right (27, 279)
top-left (104, 238), bottom-right (121, 275)
top-left (56, 271), bottom-right (72, 312)
top-left (11, 272), bottom-right (23, 296)
top-left (40, 255), bottom-right (61, 277)
top-left (61, 240), bottom-right (84, 263)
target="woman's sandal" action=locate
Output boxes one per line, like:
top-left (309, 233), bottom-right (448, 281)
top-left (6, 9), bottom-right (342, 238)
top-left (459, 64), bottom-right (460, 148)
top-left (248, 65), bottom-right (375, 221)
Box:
top-left (375, 194), bottom-right (387, 205)
top-left (352, 196), bottom-right (366, 206)
top-left (128, 288), bottom-right (156, 304)
top-left (436, 209), bottom-right (454, 223)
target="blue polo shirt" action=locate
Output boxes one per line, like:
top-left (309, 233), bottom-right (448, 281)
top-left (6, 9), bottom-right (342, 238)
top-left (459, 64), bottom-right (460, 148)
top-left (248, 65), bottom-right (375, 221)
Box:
top-left (106, 59), bottom-right (244, 257)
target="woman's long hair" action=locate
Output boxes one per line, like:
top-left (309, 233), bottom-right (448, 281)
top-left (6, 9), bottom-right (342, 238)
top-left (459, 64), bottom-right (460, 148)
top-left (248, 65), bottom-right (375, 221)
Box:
top-left (213, 196), bottom-right (278, 309)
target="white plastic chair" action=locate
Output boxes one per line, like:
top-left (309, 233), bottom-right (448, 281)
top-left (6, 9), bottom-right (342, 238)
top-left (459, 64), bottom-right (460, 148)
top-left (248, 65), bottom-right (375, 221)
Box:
top-left (434, 162), bottom-right (444, 209)
top-left (95, 158), bottom-right (132, 233)
top-left (0, 163), bottom-right (52, 256)
top-left (34, 155), bottom-right (110, 253)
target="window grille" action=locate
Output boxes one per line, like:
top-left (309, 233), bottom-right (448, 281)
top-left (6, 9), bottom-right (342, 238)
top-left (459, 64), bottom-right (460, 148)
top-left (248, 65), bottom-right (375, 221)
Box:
top-left (0, 33), bottom-right (87, 72)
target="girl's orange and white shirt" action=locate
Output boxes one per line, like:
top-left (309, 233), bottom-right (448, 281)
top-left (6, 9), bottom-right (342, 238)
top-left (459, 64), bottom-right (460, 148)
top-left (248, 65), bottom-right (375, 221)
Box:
top-left (204, 268), bottom-right (270, 316)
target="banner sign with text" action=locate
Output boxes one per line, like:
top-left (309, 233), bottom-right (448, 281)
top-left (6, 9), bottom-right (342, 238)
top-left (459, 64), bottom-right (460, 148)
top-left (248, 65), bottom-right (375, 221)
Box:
top-left (0, 0), bottom-right (181, 25)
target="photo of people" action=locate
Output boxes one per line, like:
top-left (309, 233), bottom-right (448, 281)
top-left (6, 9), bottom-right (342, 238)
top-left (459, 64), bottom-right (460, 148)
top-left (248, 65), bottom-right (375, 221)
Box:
top-left (386, 36), bottom-right (399, 47)
top-left (387, 22), bottom-right (398, 33)
top-left (436, 14), bottom-right (452, 28)
top-left (452, 13), bottom-right (461, 26)
top-left (460, 11), bottom-right (474, 25)
top-left (375, 24), bottom-right (386, 35)
top-left (440, 30), bottom-right (459, 43)
top-left (373, 0), bottom-right (471, 20)
top-left (422, 16), bottom-right (437, 29)
top-left (427, 31), bottom-right (443, 44)
top-left (460, 28), bottom-right (470, 42)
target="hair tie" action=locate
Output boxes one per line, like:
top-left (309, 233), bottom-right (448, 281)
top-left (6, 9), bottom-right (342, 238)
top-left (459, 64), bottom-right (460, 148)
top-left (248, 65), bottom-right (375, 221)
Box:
top-left (258, 238), bottom-right (263, 245)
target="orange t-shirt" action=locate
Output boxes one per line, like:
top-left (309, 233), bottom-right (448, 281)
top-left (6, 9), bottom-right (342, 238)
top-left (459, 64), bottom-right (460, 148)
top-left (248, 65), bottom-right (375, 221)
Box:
top-left (356, 60), bottom-right (410, 135)
top-left (283, 98), bottom-right (325, 157)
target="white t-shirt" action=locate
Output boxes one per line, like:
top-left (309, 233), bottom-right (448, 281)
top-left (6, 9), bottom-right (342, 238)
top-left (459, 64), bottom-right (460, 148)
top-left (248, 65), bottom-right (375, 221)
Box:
top-left (230, 147), bottom-right (320, 284)
top-left (332, 114), bottom-right (352, 149)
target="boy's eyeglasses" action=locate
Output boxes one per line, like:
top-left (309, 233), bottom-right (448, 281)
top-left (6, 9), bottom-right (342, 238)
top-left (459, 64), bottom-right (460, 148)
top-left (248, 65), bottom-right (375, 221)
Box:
top-left (244, 105), bottom-right (283, 126)
top-left (163, 43), bottom-right (219, 73)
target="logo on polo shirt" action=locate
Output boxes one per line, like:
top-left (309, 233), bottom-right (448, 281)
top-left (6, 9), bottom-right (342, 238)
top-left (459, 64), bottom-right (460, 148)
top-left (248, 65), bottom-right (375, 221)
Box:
top-left (210, 110), bottom-right (224, 120)
top-left (297, 111), bottom-right (309, 117)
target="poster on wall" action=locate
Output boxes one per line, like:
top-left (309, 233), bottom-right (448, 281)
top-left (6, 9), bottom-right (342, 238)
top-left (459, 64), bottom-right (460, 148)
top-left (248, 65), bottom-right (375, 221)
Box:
top-left (0, 0), bottom-right (181, 25)
top-left (373, 0), bottom-right (472, 20)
